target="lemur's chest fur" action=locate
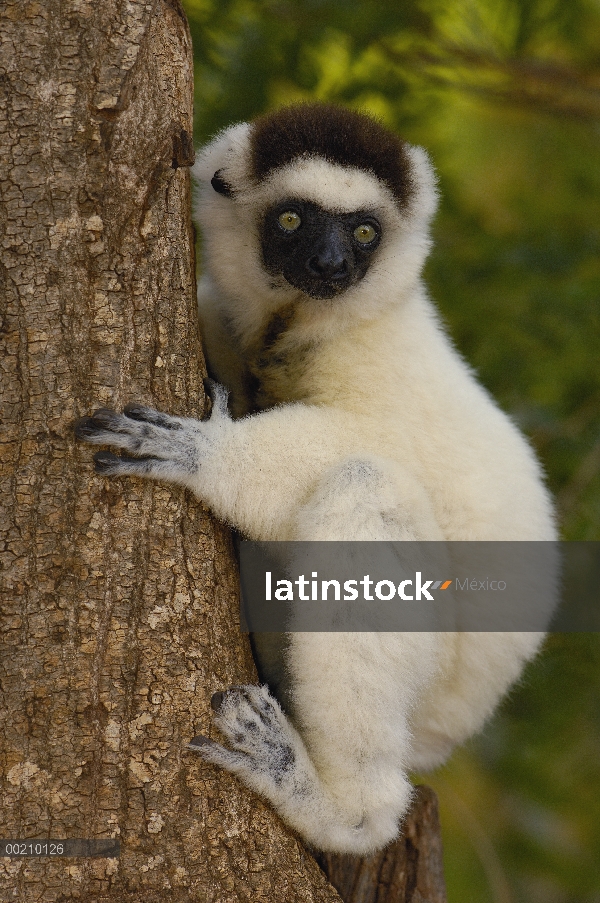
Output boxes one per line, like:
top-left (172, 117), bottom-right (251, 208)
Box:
top-left (240, 303), bottom-right (313, 412)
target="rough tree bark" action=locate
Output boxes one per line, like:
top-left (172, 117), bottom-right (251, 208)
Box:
top-left (0, 2), bottom-right (447, 901)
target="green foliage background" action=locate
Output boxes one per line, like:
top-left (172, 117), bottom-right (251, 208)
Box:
top-left (181, 1), bottom-right (600, 899)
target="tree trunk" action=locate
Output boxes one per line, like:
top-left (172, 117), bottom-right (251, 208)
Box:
top-left (0, 2), bottom-right (340, 900)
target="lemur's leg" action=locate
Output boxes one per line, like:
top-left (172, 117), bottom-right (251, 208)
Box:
top-left (193, 459), bottom-right (443, 853)
top-left (278, 460), bottom-right (444, 848)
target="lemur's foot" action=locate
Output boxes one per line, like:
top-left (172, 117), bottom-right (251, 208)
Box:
top-left (188, 683), bottom-right (405, 854)
top-left (189, 685), bottom-right (299, 789)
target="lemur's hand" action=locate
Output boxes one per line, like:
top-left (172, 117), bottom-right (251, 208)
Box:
top-left (74, 381), bottom-right (230, 484)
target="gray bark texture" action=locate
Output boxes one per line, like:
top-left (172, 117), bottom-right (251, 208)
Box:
top-left (0, 1), bottom-right (341, 900)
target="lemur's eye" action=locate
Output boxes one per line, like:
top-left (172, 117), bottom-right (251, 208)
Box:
top-left (353, 223), bottom-right (377, 244)
top-left (278, 211), bottom-right (301, 232)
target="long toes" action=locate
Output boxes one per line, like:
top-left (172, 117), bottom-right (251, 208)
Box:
top-left (90, 408), bottom-right (127, 430)
top-left (210, 687), bottom-right (282, 751)
top-left (244, 685), bottom-right (280, 716)
top-left (93, 451), bottom-right (128, 474)
top-left (123, 404), bottom-right (182, 430)
top-left (201, 380), bottom-right (213, 421)
top-left (74, 413), bottom-right (119, 440)
top-left (211, 686), bottom-right (251, 712)
top-left (211, 685), bottom-right (280, 721)
top-left (187, 736), bottom-right (250, 771)
top-left (74, 410), bottom-right (130, 442)
top-left (215, 687), bottom-right (264, 718)
top-left (202, 379), bottom-right (229, 419)
top-left (93, 451), bottom-right (158, 475)
top-left (74, 417), bottom-right (98, 440)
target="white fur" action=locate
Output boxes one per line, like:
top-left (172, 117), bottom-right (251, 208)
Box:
top-left (85, 117), bottom-right (557, 854)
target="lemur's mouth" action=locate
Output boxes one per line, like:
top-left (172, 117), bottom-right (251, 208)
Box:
top-left (284, 270), bottom-right (357, 300)
top-left (304, 281), bottom-right (353, 300)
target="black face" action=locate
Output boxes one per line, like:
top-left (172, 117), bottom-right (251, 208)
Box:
top-left (261, 200), bottom-right (382, 299)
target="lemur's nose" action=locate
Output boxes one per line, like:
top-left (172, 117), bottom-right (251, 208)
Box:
top-left (307, 254), bottom-right (350, 280)
top-left (306, 228), bottom-right (351, 280)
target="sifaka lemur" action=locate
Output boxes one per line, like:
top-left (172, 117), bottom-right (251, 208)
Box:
top-left (76, 103), bottom-right (556, 854)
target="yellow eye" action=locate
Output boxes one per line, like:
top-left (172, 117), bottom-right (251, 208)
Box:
top-left (354, 223), bottom-right (377, 244)
top-left (278, 211), bottom-right (301, 232)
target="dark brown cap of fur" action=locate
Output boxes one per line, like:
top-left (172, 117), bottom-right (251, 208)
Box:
top-left (250, 103), bottom-right (414, 208)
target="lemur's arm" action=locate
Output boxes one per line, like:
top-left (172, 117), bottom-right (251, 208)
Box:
top-left (75, 383), bottom-right (440, 543)
top-left (76, 384), bottom-right (340, 540)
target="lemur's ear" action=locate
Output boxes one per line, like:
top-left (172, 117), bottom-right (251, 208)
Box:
top-left (211, 169), bottom-right (234, 198)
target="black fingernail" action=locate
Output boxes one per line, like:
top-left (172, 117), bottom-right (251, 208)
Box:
top-left (188, 734), bottom-right (212, 748)
top-left (74, 417), bottom-right (96, 439)
top-left (89, 408), bottom-right (119, 427)
top-left (123, 404), bottom-right (147, 420)
top-left (210, 691), bottom-right (225, 712)
top-left (93, 451), bottom-right (121, 473)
